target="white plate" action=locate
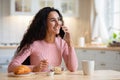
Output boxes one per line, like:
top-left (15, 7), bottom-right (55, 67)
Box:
top-left (8, 72), bottom-right (35, 77)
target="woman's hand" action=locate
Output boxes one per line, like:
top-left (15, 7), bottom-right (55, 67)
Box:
top-left (33, 60), bottom-right (48, 72)
top-left (62, 26), bottom-right (73, 47)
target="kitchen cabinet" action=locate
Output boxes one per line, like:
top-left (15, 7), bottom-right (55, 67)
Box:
top-left (10, 0), bottom-right (32, 15)
top-left (0, 65), bottom-right (8, 73)
top-left (0, 48), bottom-right (15, 72)
top-left (10, 0), bottom-right (79, 17)
top-left (75, 49), bottom-right (120, 71)
top-left (56, 0), bottom-right (79, 17)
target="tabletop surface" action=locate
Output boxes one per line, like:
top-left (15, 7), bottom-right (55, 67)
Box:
top-left (0, 70), bottom-right (120, 80)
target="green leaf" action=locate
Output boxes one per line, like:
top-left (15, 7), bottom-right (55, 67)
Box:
top-left (113, 33), bottom-right (117, 39)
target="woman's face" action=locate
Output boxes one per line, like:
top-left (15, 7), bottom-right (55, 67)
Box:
top-left (47, 11), bottom-right (62, 35)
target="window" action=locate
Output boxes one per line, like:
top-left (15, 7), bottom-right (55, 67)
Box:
top-left (104, 0), bottom-right (120, 41)
top-left (105, 0), bottom-right (120, 33)
top-left (92, 0), bottom-right (120, 43)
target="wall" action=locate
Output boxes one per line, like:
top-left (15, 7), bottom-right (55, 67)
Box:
top-left (0, 0), bottom-right (92, 46)
top-left (64, 17), bottom-right (80, 45)
top-left (63, 0), bottom-right (92, 45)
top-left (0, 0), bottom-right (2, 42)
top-left (77, 0), bottom-right (92, 43)
top-left (0, 0), bottom-right (33, 43)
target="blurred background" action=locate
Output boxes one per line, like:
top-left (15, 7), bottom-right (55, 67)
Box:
top-left (0, 0), bottom-right (120, 72)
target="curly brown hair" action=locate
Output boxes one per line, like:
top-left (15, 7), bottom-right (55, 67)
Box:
top-left (15, 7), bottom-right (65, 65)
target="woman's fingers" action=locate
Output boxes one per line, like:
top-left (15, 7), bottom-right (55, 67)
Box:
top-left (61, 26), bottom-right (73, 47)
top-left (39, 60), bottom-right (49, 68)
top-left (33, 60), bottom-right (48, 72)
top-left (62, 26), bottom-right (69, 32)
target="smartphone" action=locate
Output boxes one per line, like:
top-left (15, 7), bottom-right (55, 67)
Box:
top-left (60, 27), bottom-right (65, 39)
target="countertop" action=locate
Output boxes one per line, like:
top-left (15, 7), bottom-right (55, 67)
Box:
top-left (75, 43), bottom-right (120, 51)
top-left (0, 45), bottom-right (18, 49)
top-left (0, 70), bottom-right (120, 80)
top-left (0, 44), bottom-right (120, 51)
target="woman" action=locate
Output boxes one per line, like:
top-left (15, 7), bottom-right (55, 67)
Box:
top-left (8, 7), bottom-right (78, 72)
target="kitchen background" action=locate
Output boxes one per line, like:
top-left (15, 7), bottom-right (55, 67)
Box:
top-left (0, 0), bottom-right (120, 72)
top-left (0, 0), bottom-right (91, 46)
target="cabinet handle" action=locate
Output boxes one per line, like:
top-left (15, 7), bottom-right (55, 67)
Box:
top-left (6, 60), bottom-right (9, 63)
top-left (82, 50), bottom-right (87, 52)
top-left (100, 51), bottom-right (106, 54)
top-left (0, 65), bottom-right (2, 68)
top-left (100, 63), bottom-right (106, 66)
top-left (119, 52), bottom-right (120, 54)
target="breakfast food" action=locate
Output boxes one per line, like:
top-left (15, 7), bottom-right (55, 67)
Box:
top-left (54, 67), bottom-right (62, 74)
top-left (13, 65), bottom-right (31, 75)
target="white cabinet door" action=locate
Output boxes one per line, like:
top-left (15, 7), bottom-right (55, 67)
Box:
top-left (95, 50), bottom-right (120, 71)
top-left (0, 49), bottom-right (15, 56)
top-left (0, 49), bottom-right (16, 72)
top-left (31, 0), bottom-right (55, 14)
top-left (0, 48), bottom-right (15, 72)
top-left (11, 0), bottom-right (32, 15)
top-left (37, 0), bottom-right (79, 17)
top-left (76, 49), bottom-right (96, 70)
top-left (0, 65), bottom-right (8, 72)
top-left (10, 0), bottom-right (79, 17)
top-left (76, 49), bottom-right (96, 60)
top-left (116, 52), bottom-right (120, 65)
top-left (75, 49), bottom-right (120, 71)
top-left (58, 0), bottom-right (79, 17)
top-left (0, 49), bottom-right (15, 64)
top-left (115, 51), bottom-right (120, 70)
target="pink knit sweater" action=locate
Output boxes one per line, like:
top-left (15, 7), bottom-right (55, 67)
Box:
top-left (8, 37), bottom-right (78, 72)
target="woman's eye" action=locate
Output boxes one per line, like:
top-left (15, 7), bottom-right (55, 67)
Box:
top-left (49, 18), bottom-right (61, 22)
top-left (58, 18), bottom-right (62, 21)
top-left (50, 19), bottom-right (55, 22)
top-left (58, 19), bottom-right (61, 21)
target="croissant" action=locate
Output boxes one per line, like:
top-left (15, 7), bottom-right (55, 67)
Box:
top-left (14, 65), bottom-right (31, 75)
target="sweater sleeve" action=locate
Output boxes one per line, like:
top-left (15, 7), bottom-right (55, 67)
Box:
top-left (7, 46), bottom-right (33, 73)
top-left (63, 43), bottom-right (78, 72)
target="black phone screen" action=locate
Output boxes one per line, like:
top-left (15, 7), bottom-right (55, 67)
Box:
top-left (60, 27), bottom-right (65, 39)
